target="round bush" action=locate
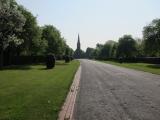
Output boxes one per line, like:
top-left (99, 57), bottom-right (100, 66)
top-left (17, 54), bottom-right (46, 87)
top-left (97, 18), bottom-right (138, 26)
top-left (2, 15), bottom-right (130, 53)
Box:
top-left (65, 55), bottom-right (70, 63)
top-left (70, 56), bottom-right (74, 61)
top-left (119, 57), bottom-right (123, 64)
top-left (46, 54), bottom-right (55, 69)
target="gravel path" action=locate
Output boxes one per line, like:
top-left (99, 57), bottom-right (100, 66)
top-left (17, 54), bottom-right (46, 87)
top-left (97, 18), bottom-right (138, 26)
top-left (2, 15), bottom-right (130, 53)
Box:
top-left (74, 59), bottom-right (160, 120)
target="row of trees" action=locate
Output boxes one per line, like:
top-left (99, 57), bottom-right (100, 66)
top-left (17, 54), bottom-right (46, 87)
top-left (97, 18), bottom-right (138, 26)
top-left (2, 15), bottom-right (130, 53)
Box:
top-left (85, 18), bottom-right (160, 59)
top-left (0, 0), bottom-right (73, 68)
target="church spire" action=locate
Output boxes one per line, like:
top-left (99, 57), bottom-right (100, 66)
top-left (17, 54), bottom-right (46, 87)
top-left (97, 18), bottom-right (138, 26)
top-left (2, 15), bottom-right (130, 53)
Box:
top-left (77, 34), bottom-right (81, 50)
top-left (74, 34), bottom-right (82, 59)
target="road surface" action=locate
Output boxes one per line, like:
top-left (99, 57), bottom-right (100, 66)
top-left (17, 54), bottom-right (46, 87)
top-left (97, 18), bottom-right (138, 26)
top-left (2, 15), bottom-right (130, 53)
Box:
top-left (74, 59), bottom-right (160, 120)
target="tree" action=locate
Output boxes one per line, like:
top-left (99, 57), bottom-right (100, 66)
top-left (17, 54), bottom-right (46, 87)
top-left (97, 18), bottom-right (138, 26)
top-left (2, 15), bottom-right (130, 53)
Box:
top-left (111, 42), bottom-right (118, 58)
top-left (65, 45), bottom-right (73, 56)
top-left (41, 25), bottom-right (65, 55)
top-left (93, 41), bottom-right (117, 60)
top-left (61, 38), bottom-right (68, 55)
top-left (74, 49), bottom-right (85, 59)
top-left (101, 40), bottom-right (116, 59)
top-left (117, 35), bottom-right (137, 58)
top-left (18, 6), bottom-right (45, 56)
top-left (143, 19), bottom-right (160, 56)
top-left (86, 47), bottom-right (95, 59)
top-left (0, 0), bottom-right (26, 68)
top-left (93, 43), bottom-right (103, 59)
top-left (135, 38), bottom-right (144, 57)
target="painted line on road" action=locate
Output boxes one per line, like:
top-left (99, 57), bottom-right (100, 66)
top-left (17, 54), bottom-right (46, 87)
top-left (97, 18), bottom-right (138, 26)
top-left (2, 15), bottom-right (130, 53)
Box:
top-left (58, 65), bottom-right (81, 120)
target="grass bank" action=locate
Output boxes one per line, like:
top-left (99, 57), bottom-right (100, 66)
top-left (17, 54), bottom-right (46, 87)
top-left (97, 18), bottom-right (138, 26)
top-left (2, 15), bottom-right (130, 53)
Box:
top-left (0, 60), bottom-right (80, 120)
top-left (99, 60), bottom-right (160, 75)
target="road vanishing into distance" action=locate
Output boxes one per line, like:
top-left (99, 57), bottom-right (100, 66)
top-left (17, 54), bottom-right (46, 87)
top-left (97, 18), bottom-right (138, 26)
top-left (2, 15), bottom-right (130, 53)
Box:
top-left (73, 59), bottom-right (160, 120)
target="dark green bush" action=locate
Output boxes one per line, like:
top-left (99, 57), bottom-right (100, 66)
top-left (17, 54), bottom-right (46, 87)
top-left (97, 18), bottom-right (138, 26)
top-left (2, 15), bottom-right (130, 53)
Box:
top-left (70, 56), bottom-right (74, 61)
top-left (65, 55), bottom-right (70, 63)
top-left (46, 54), bottom-right (55, 69)
top-left (119, 57), bottom-right (123, 64)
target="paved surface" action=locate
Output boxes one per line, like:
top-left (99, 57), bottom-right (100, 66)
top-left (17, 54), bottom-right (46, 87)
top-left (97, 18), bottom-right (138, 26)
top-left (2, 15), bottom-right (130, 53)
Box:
top-left (74, 59), bottom-right (160, 120)
top-left (58, 66), bottom-right (81, 120)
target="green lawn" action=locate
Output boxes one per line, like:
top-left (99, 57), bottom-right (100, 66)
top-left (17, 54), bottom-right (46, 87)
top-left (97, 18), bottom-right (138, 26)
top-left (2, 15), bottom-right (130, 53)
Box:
top-left (99, 60), bottom-right (160, 75)
top-left (0, 60), bottom-right (80, 120)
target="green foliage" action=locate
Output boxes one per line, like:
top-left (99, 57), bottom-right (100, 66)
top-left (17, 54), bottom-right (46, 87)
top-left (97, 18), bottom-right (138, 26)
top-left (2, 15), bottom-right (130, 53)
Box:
top-left (94, 43), bottom-right (104, 59)
top-left (86, 47), bottom-right (95, 59)
top-left (0, 0), bottom-right (72, 68)
top-left (135, 38), bottom-right (144, 57)
top-left (100, 40), bottom-right (117, 59)
top-left (0, 0), bottom-right (26, 68)
top-left (17, 6), bottom-right (45, 55)
top-left (74, 49), bottom-right (85, 58)
top-left (117, 35), bottom-right (137, 58)
top-left (89, 41), bottom-right (117, 60)
top-left (46, 53), bottom-right (55, 69)
top-left (65, 55), bottom-right (70, 63)
top-left (65, 45), bottom-right (74, 56)
top-left (0, 0), bottom-right (26, 50)
top-left (42, 25), bottom-right (65, 55)
top-left (143, 19), bottom-right (160, 56)
top-left (86, 19), bottom-right (160, 59)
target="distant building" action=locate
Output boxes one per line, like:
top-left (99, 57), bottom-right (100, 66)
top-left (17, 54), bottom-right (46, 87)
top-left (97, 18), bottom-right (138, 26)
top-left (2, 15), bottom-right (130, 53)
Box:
top-left (74, 34), bottom-right (84, 59)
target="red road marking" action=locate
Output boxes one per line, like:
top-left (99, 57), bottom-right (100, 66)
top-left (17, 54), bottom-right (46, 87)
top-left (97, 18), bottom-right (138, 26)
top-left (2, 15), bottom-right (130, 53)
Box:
top-left (58, 66), bottom-right (81, 120)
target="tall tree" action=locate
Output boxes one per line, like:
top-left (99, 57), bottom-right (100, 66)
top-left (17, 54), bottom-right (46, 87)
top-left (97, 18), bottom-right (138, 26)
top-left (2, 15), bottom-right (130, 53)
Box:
top-left (103, 40), bottom-right (116, 58)
top-left (135, 38), bottom-right (144, 57)
top-left (86, 47), bottom-right (95, 59)
top-left (0, 0), bottom-right (26, 68)
top-left (143, 19), bottom-right (160, 56)
top-left (65, 45), bottom-right (74, 56)
top-left (41, 25), bottom-right (65, 55)
top-left (94, 43), bottom-right (103, 59)
top-left (18, 6), bottom-right (45, 56)
top-left (117, 35), bottom-right (137, 58)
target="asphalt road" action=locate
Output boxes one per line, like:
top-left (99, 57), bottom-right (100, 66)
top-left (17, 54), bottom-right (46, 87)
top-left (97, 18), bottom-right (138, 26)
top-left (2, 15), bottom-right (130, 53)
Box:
top-left (73, 59), bottom-right (160, 120)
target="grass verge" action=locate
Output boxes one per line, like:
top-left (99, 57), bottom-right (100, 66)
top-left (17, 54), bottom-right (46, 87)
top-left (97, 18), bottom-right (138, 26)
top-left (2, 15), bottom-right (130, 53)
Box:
top-left (99, 60), bottom-right (160, 75)
top-left (0, 60), bottom-right (80, 120)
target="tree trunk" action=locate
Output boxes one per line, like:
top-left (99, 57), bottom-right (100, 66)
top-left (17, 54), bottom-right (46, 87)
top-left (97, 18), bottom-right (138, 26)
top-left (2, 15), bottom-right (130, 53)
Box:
top-left (0, 48), bottom-right (3, 69)
top-left (8, 46), bottom-right (13, 65)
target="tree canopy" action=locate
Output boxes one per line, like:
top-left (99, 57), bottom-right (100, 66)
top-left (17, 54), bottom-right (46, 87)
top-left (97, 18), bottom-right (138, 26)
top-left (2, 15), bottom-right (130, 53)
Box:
top-left (117, 35), bottom-right (137, 58)
top-left (0, 0), bottom-right (73, 68)
top-left (143, 19), bottom-right (160, 56)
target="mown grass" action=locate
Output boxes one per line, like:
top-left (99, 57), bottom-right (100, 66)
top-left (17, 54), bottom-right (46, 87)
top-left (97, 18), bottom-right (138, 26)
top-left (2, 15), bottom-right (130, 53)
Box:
top-left (0, 60), bottom-right (80, 120)
top-left (99, 60), bottom-right (160, 75)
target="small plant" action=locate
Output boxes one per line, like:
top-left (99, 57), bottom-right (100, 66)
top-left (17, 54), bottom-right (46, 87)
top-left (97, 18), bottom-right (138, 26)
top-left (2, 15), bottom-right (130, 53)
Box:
top-left (65, 55), bottom-right (70, 63)
top-left (46, 54), bottom-right (56, 69)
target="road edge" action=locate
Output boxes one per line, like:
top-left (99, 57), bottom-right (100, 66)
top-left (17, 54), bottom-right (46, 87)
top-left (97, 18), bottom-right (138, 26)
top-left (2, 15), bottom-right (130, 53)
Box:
top-left (58, 65), bottom-right (81, 120)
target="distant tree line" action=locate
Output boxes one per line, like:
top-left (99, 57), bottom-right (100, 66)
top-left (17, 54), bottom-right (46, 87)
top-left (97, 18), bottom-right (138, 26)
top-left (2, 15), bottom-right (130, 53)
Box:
top-left (85, 18), bottom-right (160, 62)
top-left (0, 0), bottom-right (73, 68)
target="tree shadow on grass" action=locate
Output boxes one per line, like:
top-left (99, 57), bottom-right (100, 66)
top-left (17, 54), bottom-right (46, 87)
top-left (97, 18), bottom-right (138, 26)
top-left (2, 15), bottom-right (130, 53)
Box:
top-left (147, 64), bottom-right (160, 69)
top-left (55, 62), bottom-right (69, 66)
top-left (1, 65), bottom-right (32, 71)
top-left (38, 68), bottom-right (48, 70)
top-left (38, 62), bottom-right (69, 70)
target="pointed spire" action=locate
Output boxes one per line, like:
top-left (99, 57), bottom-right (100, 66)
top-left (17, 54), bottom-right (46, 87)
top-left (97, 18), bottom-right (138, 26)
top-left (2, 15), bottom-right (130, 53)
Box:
top-left (77, 34), bottom-right (81, 50)
top-left (78, 34), bottom-right (80, 43)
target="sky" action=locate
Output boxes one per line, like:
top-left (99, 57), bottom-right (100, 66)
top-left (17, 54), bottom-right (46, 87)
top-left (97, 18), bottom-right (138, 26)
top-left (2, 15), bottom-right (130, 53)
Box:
top-left (16, 0), bottom-right (160, 51)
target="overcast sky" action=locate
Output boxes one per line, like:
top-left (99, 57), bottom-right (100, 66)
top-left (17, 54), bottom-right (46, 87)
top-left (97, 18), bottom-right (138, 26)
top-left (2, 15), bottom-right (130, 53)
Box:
top-left (16, 0), bottom-right (160, 51)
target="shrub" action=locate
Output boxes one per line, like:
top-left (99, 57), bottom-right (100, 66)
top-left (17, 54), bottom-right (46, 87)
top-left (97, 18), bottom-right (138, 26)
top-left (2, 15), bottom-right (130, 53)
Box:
top-left (118, 57), bottom-right (123, 64)
top-left (70, 56), bottom-right (74, 61)
top-left (65, 55), bottom-right (70, 63)
top-left (46, 54), bottom-right (55, 69)
top-left (56, 55), bottom-right (63, 60)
